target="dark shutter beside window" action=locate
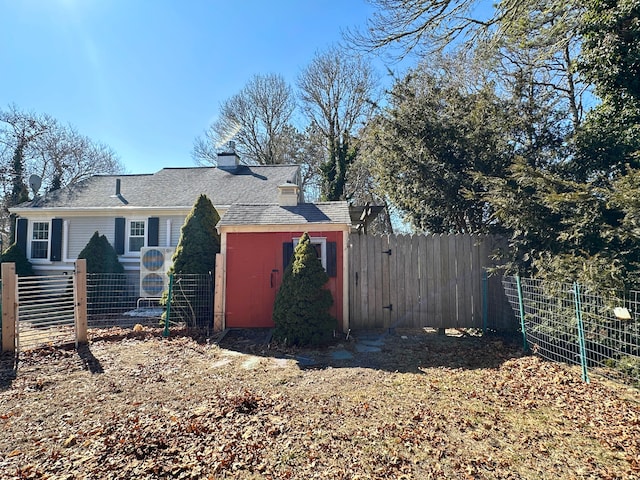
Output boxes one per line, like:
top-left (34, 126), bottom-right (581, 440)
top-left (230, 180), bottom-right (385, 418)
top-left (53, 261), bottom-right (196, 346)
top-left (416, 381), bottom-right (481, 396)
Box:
top-left (327, 241), bottom-right (337, 277)
top-left (283, 242), bottom-right (294, 271)
top-left (16, 218), bottom-right (28, 254)
top-left (147, 217), bottom-right (159, 247)
top-left (50, 218), bottom-right (63, 261)
top-left (114, 217), bottom-right (125, 255)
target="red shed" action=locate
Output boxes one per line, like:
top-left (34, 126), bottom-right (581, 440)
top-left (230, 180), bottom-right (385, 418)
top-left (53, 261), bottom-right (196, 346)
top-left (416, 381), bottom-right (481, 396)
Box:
top-left (217, 189), bottom-right (352, 332)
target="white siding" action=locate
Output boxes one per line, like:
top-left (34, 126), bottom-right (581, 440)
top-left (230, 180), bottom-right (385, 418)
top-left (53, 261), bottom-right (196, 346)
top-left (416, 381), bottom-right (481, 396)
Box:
top-left (67, 217), bottom-right (114, 259)
top-left (168, 215), bottom-right (187, 245)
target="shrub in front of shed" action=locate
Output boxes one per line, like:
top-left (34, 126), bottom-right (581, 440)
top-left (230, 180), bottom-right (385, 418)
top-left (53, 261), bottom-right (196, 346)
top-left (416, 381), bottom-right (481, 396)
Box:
top-left (273, 232), bottom-right (335, 346)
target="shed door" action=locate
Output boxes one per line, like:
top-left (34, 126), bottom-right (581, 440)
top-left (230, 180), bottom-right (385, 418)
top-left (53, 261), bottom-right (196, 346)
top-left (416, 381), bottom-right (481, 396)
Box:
top-left (225, 234), bottom-right (281, 328)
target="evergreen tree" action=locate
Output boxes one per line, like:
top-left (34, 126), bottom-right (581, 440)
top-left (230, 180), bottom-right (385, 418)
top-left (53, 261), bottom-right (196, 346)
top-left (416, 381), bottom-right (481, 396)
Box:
top-left (170, 194), bottom-right (220, 275)
top-left (165, 194), bottom-right (220, 329)
top-left (273, 233), bottom-right (335, 346)
top-left (0, 243), bottom-right (34, 277)
top-left (77, 232), bottom-right (124, 273)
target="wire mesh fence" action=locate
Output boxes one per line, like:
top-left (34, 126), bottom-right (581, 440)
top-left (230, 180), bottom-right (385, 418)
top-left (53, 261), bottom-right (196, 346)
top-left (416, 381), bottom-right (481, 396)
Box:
top-left (86, 273), bottom-right (214, 332)
top-left (503, 276), bottom-right (640, 388)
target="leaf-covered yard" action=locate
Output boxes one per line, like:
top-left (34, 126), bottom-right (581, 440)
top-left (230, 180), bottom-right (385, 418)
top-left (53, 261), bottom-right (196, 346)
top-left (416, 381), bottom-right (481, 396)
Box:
top-left (0, 327), bottom-right (638, 479)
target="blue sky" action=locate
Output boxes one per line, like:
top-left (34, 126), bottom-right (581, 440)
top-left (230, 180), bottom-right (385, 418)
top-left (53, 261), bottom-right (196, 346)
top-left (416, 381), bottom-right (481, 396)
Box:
top-left (1, 0), bottom-right (386, 174)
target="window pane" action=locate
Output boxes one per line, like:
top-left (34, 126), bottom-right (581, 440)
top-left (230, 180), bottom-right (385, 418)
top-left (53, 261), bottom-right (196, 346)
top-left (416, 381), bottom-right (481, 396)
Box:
top-left (32, 222), bottom-right (49, 240)
top-left (129, 236), bottom-right (144, 252)
top-left (130, 221), bottom-right (145, 236)
top-left (31, 241), bottom-right (48, 259)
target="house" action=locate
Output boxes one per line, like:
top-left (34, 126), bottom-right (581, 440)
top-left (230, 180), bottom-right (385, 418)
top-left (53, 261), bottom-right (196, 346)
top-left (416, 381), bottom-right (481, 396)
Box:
top-left (9, 149), bottom-right (300, 276)
top-left (9, 148), bottom-right (372, 330)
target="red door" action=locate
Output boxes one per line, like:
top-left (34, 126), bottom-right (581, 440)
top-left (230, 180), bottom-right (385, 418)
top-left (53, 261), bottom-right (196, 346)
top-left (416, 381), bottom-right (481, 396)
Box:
top-left (225, 234), bottom-right (282, 328)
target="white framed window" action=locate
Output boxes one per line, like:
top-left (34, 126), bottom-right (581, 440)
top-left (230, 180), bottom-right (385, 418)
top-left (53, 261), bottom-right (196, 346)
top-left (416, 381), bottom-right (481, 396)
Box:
top-left (293, 236), bottom-right (327, 270)
top-left (30, 221), bottom-right (50, 259)
top-left (128, 219), bottom-right (146, 253)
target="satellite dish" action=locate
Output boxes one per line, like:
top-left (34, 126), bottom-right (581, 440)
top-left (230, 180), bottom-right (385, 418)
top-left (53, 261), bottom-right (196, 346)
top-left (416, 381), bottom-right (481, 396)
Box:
top-left (29, 174), bottom-right (42, 195)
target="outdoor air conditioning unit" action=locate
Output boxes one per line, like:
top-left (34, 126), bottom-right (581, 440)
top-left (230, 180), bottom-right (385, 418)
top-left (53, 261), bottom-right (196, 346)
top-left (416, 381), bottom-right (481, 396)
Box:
top-left (139, 247), bottom-right (175, 297)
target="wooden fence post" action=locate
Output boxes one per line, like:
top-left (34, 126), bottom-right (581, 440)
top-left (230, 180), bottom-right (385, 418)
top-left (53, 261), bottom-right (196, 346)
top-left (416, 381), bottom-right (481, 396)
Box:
top-left (74, 259), bottom-right (88, 344)
top-left (213, 253), bottom-right (225, 332)
top-left (1, 263), bottom-right (17, 353)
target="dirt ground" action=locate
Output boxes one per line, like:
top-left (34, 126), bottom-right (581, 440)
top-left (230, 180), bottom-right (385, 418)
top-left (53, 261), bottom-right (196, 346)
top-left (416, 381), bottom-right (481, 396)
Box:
top-left (0, 326), bottom-right (638, 480)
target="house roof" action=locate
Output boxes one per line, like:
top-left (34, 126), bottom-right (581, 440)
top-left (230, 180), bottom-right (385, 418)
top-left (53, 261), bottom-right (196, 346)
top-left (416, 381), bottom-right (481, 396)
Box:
top-left (218, 202), bottom-right (352, 227)
top-left (13, 165), bottom-right (300, 210)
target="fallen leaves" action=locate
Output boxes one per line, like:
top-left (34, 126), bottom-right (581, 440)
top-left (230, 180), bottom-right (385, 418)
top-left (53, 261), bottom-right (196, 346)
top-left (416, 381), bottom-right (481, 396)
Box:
top-left (0, 327), bottom-right (638, 479)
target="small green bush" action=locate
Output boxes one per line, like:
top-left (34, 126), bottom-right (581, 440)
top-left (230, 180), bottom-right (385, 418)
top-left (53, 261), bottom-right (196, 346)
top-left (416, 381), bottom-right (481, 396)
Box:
top-left (0, 243), bottom-right (34, 277)
top-left (78, 232), bottom-right (124, 274)
top-left (272, 232), bottom-right (336, 346)
top-left (77, 232), bottom-right (125, 314)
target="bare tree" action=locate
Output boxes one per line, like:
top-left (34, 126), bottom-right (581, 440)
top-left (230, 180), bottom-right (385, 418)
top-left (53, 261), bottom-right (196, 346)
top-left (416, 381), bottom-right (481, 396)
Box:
top-left (193, 73), bottom-right (297, 166)
top-left (298, 46), bottom-right (378, 201)
top-left (0, 104), bottom-right (123, 248)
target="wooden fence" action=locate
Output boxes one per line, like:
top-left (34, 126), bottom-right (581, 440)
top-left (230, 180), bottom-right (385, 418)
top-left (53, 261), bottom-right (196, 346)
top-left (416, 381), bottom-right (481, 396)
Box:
top-left (1, 260), bottom-right (87, 354)
top-left (348, 234), bottom-right (514, 331)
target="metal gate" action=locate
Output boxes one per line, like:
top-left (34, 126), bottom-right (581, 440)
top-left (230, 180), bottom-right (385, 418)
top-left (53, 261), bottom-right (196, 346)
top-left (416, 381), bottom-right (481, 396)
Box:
top-left (17, 274), bottom-right (77, 351)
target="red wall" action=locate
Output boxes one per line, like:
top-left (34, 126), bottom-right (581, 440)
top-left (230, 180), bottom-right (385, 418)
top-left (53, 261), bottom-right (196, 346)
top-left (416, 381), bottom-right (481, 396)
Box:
top-left (225, 231), bottom-right (343, 329)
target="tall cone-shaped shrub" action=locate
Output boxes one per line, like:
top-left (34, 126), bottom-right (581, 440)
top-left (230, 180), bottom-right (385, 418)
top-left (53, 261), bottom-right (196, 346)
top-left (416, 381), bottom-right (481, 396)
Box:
top-left (273, 232), bottom-right (335, 346)
top-left (169, 194), bottom-right (220, 275)
top-left (165, 194), bottom-right (220, 329)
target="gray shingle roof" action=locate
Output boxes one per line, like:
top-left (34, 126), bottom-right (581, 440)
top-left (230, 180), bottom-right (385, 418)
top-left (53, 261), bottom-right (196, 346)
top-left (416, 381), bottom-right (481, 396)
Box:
top-left (16, 165), bottom-right (300, 209)
top-left (218, 202), bottom-right (352, 227)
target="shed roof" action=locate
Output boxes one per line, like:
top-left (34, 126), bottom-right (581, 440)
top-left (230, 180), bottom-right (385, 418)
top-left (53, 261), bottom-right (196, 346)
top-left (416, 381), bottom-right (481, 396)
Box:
top-left (218, 202), bottom-right (352, 227)
top-left (14, 165), bottom-right (300, 210)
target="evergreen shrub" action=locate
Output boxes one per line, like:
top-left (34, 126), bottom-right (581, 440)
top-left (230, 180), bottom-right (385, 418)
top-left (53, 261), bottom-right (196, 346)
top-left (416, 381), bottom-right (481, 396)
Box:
top-left (273, 232), bottom-right (336, 346)
top-left (0, 243), bottom-right (34, 277)
top-left (77, 232), bottom-right (126, 313)
top-left (165, 194), bottom-right (220, 329)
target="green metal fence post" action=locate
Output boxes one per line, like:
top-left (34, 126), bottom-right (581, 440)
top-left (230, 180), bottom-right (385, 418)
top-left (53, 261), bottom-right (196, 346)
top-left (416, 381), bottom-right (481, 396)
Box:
top-left (482, 270), bottom-right (488, 334)
top-left (515, 275), bottom-right (529, 352)
top-left (573, 282), bottom-right (590, 384)
top-left (163, 274), bottom-right (173, 338)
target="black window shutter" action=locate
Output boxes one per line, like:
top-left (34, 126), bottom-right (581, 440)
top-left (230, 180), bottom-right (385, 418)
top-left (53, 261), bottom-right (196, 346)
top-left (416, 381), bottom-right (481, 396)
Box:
top-left (327, 241), bottom-right (337, 277)
top-left (147, 217), bottom-right (159, 247)
top-left (283, 242), bottom-right (294, 271)
top-left (50, 218), bottom-right (63, 261)
top-left (16, 218), bottom-right (28, 254)
top-left (114, 217), bottom-right (125, 255)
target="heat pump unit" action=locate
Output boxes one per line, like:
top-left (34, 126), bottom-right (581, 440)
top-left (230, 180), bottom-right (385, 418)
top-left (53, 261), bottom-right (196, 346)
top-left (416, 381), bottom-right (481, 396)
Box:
top-left (139, 247), bottom-right (175, 297)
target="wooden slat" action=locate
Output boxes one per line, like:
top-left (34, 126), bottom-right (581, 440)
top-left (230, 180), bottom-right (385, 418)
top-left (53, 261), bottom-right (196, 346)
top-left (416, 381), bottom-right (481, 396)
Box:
top-left (397, 235), bottom-right (413, 326)
top-left (417, 235), bottom-right (427, 325)
top-left (350, 234), bottom-right (362, 328)
top-left (458, 235), bottom-right (471, 327)
top-left (450, 235), bottom-right (460, 327)
top-left (388, 235), bottom-right (398, 329)
top-left (381, 235), bottom-right (391, 329)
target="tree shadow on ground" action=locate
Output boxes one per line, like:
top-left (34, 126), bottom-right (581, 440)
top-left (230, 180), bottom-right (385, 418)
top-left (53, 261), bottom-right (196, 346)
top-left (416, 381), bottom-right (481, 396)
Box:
top-left (216, 327), bottom-right (525, 374)
top-left (0, 352), bottom-right (17, 391)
